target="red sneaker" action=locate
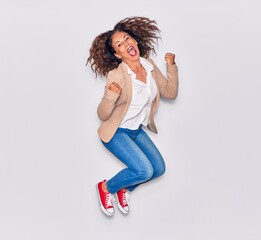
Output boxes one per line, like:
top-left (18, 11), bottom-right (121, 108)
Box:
top-left (115, 189), bottom-right (130, 214)
top-left (96, 180), bottom-right (114, 216)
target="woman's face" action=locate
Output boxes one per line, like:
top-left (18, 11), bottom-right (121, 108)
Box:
top-left (111, 31), bottom-right (140, 62)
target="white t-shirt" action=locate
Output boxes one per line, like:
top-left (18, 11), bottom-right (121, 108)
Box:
top-left (120, 58), bottom-right (157, 130)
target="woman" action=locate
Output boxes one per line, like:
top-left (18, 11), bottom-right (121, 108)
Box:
top-left (87, 16), bottom-right (179, 216)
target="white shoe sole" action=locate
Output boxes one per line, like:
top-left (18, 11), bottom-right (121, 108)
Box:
top-left (96, 184), bottom-right (114, 216)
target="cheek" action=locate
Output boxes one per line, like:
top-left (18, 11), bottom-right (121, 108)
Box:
top-left (117, 47), bottom-right (127, 56)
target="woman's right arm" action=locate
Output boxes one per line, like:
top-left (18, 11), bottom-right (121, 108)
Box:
top-left (97, 72), bottom-right (122, 121)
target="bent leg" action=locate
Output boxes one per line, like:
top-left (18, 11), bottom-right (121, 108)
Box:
top-left (126, 128), bottom-right (166, 192)
top-left (102, 130), bottom-right (154, 194)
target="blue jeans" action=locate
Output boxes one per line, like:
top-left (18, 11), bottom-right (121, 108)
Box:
top-left (101, 125), bottom-right (166, 194)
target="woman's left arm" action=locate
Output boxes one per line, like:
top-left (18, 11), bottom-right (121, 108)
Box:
top-left (150, 53), bottom-right (179, 99)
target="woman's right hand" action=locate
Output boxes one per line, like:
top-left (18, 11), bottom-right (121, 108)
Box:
top-left (108, 82), bottom-right (122, 94)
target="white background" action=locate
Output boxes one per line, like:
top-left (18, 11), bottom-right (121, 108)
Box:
top-left (1, 0), bottom-right (260, 239)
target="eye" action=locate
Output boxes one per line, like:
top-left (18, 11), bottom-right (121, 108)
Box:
top-left (117, 43), bottom-right (122, 47)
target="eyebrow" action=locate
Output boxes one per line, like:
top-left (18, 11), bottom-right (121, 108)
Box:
top-left (115, 34), bottom-right (127, 46)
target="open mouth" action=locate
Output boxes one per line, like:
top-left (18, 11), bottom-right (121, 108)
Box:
top-left (127, 46), bottom-right (137, 56)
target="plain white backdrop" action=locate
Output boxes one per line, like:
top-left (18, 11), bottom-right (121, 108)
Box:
top-left (0, 0), bottom-right (260, 239)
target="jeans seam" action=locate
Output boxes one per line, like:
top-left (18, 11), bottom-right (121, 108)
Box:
top-left (112, 136), bottom-right (143, 174)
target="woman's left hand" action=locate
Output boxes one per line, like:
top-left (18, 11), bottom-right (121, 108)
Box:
top-left (165, 53), bottom-right (176, 65)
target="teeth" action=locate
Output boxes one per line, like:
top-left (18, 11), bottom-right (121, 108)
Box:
top-left (128, 46), bottom-right (133, 53)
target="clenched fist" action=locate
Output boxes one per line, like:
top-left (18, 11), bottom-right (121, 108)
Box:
top-left (165, 53), bottom-right (176, 65)
top-left (108, 82), bottom-right (122, 94)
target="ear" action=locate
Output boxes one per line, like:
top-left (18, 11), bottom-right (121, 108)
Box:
top-left (114, 53), bottom-right (121, 59)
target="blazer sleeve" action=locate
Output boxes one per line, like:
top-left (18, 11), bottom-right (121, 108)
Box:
top-left (97, 71), bottom-right (120, 121)
top-left (150, 59), bottom-right (179, 99)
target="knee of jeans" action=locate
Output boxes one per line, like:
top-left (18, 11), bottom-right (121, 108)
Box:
top-left (153, 163), bottom-right (166, 179)
top-left (139, 165), bottom-right (154, 181)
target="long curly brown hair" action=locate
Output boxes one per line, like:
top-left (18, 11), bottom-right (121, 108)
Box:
top-left (86, 16), bottom-right (160, 77)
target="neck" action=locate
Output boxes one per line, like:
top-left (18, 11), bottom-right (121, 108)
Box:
top-left (124, 58), bottom-right (143, 73)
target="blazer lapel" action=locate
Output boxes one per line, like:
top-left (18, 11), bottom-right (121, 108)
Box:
top-left (120, 63), bottom-right (132, 119)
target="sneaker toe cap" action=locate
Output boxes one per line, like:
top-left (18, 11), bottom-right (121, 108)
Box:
top-left (123, 206), bottom-right (130, 212)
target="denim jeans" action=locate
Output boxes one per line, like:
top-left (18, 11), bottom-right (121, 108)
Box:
top-left (101, 125), bottom-right (166, 194)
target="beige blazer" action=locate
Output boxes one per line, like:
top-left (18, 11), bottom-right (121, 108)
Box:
top-left (97, 58), bottom-right (179, 143)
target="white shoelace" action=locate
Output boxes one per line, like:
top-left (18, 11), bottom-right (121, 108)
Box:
top-left (105, 193), bottom-right (113, 208)
top-left (121, 192), bottom-right (129, 206)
